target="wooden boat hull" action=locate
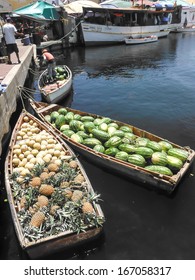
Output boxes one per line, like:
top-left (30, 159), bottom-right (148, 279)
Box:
top-left (4, 110), bottom-right (104, 259)
top-left (38, 65), bottom-right (73, 104)
top-left (30, 101), bottom-right (195, 194)
top-left (124, 36), bottom-right (158, 45)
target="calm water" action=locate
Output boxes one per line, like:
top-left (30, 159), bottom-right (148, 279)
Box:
top-left (1, 32), bottom-right (195, 260)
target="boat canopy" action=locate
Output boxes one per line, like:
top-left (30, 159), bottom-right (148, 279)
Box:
top-left (100, 0), bottom-right (132, 9)
top-left (13, 0), bottom-right (60, 21)
top-left (64, 0), bottom-right (101, 14)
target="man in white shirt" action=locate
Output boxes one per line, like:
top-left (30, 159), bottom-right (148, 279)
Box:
top-left (3, 17), bottom-right (23, 64)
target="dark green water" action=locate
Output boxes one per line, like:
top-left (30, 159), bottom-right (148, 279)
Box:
top-left (0, 32), bottom-right (195, 260)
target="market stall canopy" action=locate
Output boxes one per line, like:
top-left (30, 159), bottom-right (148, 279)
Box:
top-left (13, 0), bottom-right (60, 21)
top-left (64, 0), bottom-right (101, 14)
top-left (0, 0), bottom-right (12, 12)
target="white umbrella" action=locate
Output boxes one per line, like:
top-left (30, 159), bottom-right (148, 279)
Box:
top-left (64, 0), bottom-right (101, 14)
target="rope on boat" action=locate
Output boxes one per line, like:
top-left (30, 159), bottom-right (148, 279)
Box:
top-left (42, 19), bottom-right (83, 48)
top-left (18, 86), bottom-right (28, 112)
top-left (28, 67), bottom-right (40, 76)
top-left (17, 85), bottom-right (37, 112)
top-left (59, 19), bottom-right (82, 41)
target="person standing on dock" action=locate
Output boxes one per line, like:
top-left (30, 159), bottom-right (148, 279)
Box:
top-left (42, 49), bottom-right (56, 83)
top-left (2, 17), bottom-right (24, 64)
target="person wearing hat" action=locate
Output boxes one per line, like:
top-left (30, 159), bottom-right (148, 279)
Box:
top-left (2, 17), bottom-right (24, 64)
top-left (42, 49), bottom-right (56, 83)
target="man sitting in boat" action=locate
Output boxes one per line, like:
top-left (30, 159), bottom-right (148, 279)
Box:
top-left (42, 49), bottom-right (56, 83)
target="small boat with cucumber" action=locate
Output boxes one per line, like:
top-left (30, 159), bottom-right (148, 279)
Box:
top-left (4, 110), bottom-right (104, 258)
top-left (29, 100), bottom-right (195, 194)
top-left (38, 65), bottom-right (73, 104)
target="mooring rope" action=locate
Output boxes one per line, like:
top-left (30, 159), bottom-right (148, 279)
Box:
top-left (17, 85), bottom-right (37, 112)
top-left (41, 19), bottom-right (83, 48)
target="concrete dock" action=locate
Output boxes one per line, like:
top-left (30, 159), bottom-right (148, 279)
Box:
top-left (0, 40), bottom-right (36, 155)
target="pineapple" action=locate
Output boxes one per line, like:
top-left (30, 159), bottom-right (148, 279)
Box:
top-left (40, 172), bottom-right (50, 181)
top-left (50, 205), bottom-right (60, 215)
top-left (29, 177), bottom-right (41, 188)
top-left (38, 195), bottom-right (49, 207)
top-left (39, 184), bottom-right (54, 196)
top-left (29, 202), bottom-right (40, 214)
top-left (60, 181), bottom-right (70, 188)
top-left (71, 190), bottom-right (83, 202)
top-left (20, 196), bottom-right (27, 209)
top-left (64, 189), bottom-right (73, 199)
top-left (82, 202), bottom-right (94, 214)
top-left (74, 174), bottom-right (85, 184)
top-left (30, 211), bottom-right (45, 227)
top-left (69, 160), bottom-right (78, 169)
top-left (48, 163), bottom-right (59, 172)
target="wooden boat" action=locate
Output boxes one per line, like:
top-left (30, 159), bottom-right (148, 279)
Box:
top-left (38, 65), bottom-right (72, 104)
top-left (4, 110), bottom-right (104, 259)
top-left (124, 35), bottom-right (158, 45)
top-left (29, 101), bottom-right (195, 194)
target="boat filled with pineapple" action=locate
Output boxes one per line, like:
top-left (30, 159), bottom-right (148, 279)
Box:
top-left (4, 110), bottom-right (104, 258)
top-left (30, 101), bottom-right (195, 194)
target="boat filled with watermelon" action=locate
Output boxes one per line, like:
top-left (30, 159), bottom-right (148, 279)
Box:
top-left (30, 101), bottom-right (195, 194)
top-left (4, 110), bottom-right (104, 258)
top-left (38, 65), bottom-right (72, 104)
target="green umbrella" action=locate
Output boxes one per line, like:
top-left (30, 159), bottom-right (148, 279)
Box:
top-left (13, 0), bottom-right (60, 21)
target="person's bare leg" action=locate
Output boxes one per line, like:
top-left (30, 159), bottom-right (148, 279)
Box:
top-left (16, 52), bottom-right (21, 63)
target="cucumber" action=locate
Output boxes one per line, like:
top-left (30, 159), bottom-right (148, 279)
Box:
top-left (151, 152), bottom-right (168, 166)
top-left (167, 148), bottom-right (189, 162)
top-left (145, 165), bottom-right (173, 176)
top-left (127, 154), bottom-right (146, 167)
